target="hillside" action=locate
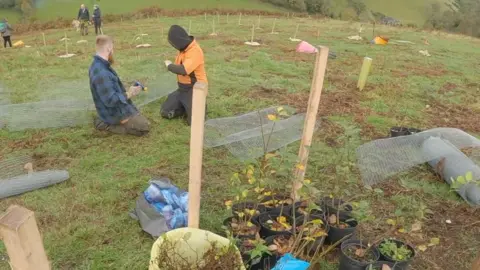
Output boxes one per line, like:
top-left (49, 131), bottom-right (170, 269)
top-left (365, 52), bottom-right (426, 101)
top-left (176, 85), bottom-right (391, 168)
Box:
top-left (0, 0), bottom-right (282, 23)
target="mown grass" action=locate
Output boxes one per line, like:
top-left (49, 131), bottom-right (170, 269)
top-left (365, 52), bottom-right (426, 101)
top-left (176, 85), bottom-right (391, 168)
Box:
top-left (0, 14), bottom-right (479, 270)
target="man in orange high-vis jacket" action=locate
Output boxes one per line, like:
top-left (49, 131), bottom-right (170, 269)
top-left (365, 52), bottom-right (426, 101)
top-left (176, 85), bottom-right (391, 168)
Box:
top-left (161, 25), bottom-right (207, 126)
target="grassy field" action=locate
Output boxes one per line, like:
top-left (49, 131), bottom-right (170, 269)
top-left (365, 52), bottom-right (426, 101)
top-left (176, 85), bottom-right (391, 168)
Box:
top-left (0, 14), bottom-right (479, 270)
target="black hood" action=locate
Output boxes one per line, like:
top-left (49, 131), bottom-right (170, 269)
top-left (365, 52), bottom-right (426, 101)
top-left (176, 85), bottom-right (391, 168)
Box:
top-left (168, 25), bottom-right (193, 51)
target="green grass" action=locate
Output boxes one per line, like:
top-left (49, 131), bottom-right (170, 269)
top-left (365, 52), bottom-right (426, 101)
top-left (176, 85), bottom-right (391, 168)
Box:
top-left (0, 15), bottom-right (479, 270)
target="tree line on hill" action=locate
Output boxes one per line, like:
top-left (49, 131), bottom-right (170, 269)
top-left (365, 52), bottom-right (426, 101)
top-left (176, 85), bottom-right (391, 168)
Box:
top-left (425, 0), bottom-right (480, 37)
top-left (0, 0), bottom-right (35, 16)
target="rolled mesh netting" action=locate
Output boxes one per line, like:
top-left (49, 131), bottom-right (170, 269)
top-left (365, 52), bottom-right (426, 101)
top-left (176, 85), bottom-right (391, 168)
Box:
top-left (356, 128), bottom-right (480, 186)
top-left (204, 106), bottom-right (318, 160)
top-left (0, 74), bottom-right (175, 131)
top-left (0, 155), bottom-right (33, 180)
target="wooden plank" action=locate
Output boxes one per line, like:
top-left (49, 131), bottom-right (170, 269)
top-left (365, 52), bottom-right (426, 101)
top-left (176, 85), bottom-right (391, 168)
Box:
top-left (187, 82), bottom-right (208, 228)
top-left (0, 205), bottom-right (50, 270)
top-left (292, 46), bottom-right (329, 200)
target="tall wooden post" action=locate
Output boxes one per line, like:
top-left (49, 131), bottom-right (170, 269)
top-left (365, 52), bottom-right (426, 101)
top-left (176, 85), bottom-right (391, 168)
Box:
top-left (187, 82), bottom-right (208, 228)
top-left (0, 205), bottom-right (50, 270)
top-left (357, 57), bottom-right (372, 91)
top-left (292, 46), bottom-right (329, 200)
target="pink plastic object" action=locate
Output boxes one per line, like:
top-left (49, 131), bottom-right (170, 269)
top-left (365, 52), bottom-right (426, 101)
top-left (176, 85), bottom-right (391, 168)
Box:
top-left (296, 41), bottom-right (318, 54)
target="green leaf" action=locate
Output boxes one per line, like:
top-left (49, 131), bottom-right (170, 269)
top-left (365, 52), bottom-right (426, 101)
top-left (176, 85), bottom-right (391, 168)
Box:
top-left (374, 188), bottom-right (384, 195)
top-left (182, 232), bottom-right (192, 242)
top-left (465, 171), bottom-right (473, 181)
top-left (457, 176), bottom-right (466, 185)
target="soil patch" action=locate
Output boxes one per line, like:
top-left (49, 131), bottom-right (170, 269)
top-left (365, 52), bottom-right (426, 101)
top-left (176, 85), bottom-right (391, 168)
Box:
top-left (426, 100), bottom-right (480, 133)
top-left (33, 153), bottom-right (73, 171)
top-left (401, 64), bottom-right (448, 77)
top-left (7, 132), bottom-right (46, 151)
top-left (438, 82), bottom-right (458, 94)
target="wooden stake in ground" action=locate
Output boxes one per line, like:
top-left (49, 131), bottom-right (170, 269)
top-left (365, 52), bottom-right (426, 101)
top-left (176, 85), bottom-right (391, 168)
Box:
top-left (292, 46), bottom-right (329, 201)
top-left (64, 32), bottom-right (68, 54)
top-left (204, 12), bottom-right (207, 21)
top-left (217, 12), bottom-right (220, 24)
top-left (238, 13), bottom-right (242, 25)
top-left (0, 205), bottom-right (50, 270)
top-left (210, 18), bottom-right (217, 36)
top-left (188, 20), bottom-right (192, 35)
top-left (245, 24), bottom-right (260, 46)
top-left (357, 57), bottom-right (373, 91)
top-left (187, 82), bottom-right (208, 229)
top-left (289, 24), bottom-right (301, 42)
top-left (227, 13), bottom-right (229, 23)
top-left (270, 18), bottom-right (278, 34)
top-left (42, 33), bottom-right (46, 47)
top-left (256, 15), bottom-right (261, 29)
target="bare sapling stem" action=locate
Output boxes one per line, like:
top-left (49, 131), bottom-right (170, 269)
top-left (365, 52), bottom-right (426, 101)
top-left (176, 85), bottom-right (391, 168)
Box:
top-left (271, 18), bottom-right (277, 34)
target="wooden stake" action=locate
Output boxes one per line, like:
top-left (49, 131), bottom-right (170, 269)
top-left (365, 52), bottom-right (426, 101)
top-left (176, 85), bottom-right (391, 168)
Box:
top-left (187, 82), bottom-right (208, 229)
top-left (188, 20), bottom-right (192, 35)
top-left (212, 18), bottom-right (216, 35)
top-left (256, 15), bottom-right (261, 29)
top-left (64, 32), bottom-right (68, 55)
top-left (42, 33), bottom-right (46, 47)
top-left (293, 24), bottom-right (299, 39)
top-left (238, 13), bottom-right (242, 25)
top-left (227, 13), bottom-right (229, 23)
top-left (251, 24), bottom-right (255, 43)
top-left (292, 46), bottom-right (329, 201)
top-left (217, 12), bottom-right (220, 23)
top-left (357, 57), bottom-right (373, 91)
top-left (0, 205), bottom-right (50, 270)
top-left (271, 18), bottom-right (277, 34)
top-left (204, 12), bottom-right (207, 21)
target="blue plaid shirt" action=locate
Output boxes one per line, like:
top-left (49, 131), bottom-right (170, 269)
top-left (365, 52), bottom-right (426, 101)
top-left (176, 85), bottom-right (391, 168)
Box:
top-left (89, 55), bottom-right (138, 125)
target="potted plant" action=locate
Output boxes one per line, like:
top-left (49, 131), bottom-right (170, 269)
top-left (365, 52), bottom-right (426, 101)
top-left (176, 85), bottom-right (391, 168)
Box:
top-left (223, 215), bottom-right (260, 240)
top-left (321, 196), bottom-right (353, 216)
top-left (377, 239), bottom-right (415, 270)
top-left (339, 239), bottom-right (380, 270)
top-left (265, 234), bottom-right (293, 258)
top-left (238, 238), bottom-right (276, 270)
top-left (325, 212), bottom-right (357, 245)
top-left (389, 127), bottom-right (409, 137)
top-left (293, 215), bottom-right (329, 256)
top-left (258, 210), bottom-right (294, 238)
top-left (365, 261), bottom-right (397, 270)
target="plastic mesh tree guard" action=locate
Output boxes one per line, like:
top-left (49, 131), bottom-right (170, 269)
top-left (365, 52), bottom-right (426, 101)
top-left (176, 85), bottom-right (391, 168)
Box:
top-left (0, 155), bottom-right (32, 180)
top-left (204, 106), bottom-right (319, 160)
top-left (0, 74), bottom-right (175, 131)
top-left (356, 128), bottom-right (480, 187)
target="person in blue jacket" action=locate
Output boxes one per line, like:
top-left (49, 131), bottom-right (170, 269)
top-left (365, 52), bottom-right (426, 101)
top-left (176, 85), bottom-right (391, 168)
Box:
top-left (92, 5), bottom-right (102, 35)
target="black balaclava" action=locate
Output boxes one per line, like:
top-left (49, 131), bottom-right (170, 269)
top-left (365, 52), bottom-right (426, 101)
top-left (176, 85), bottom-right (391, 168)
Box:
top-left (168, 25), bottom-right (193, 51)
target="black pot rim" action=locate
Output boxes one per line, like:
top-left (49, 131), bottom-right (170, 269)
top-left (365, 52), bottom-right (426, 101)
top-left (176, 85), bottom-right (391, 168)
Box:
top-left (258, 212), bottom-right (294, 233)
top-left (378, 238), bottom-right (416, 262)
top-left (341, 239), bottom-right (380, 264)
top-left (295, 215), bottom-right (330, 235)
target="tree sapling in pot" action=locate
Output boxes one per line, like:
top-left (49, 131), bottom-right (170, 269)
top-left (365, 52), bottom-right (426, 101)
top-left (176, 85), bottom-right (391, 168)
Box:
top-left (378, 239), bottom-right (415, 270)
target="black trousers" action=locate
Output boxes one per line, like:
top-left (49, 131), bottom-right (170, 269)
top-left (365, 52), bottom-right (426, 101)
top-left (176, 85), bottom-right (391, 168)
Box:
top-left (3, 36), bottom-right (11, 48)
top-left (94, 20), bottom-right (102, 35)
top-left (160, 88), bottom-right (207, 126)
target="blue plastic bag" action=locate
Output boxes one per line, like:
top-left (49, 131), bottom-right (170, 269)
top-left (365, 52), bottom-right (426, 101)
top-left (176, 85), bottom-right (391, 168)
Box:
top-left (272, 253), bottom-right (310, 270)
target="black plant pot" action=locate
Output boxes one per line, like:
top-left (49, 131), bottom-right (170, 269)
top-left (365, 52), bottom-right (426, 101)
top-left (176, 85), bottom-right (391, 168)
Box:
top-left (295, 215), bottom-right (330, 255)
top-left (390, 127), bottom-right (410, 137)
top-left (223, 216), bottom-right (260, 240)
top-left (239, 241), bottom-right (278, 270)
top-left (232, 201), bottom-right (267, 217)
top-left (261, 195), bottom-right (293, 211)
top-left (258, 211), bottom-right (294, 238)
top-left (264, 234), bottom-right (292, 260)
top-left (339, 239), bottom-right (380, 270)
top-left (289, 201), bottom-right (326, 219)
top-left (407, 128), bottom-right (421, 135)
top-left (320, 197), bottom-right (353, 216)
top-left (364, 261), bottom-right (397, 270)
top-left (378, 239), bottom-right (415, 270)
top-left (325, 213), bottom-right (357, 245)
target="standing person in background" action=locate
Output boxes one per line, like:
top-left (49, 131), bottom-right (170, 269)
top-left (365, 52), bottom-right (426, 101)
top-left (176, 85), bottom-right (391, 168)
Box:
top-left (0, 18), bottom-right (13, 48)
top-left (161, 25), bottom-right (208, 126)
top-left (92, 4), bottom-right (102, 35)
top-left (77, 4), bottom-right (90, 36)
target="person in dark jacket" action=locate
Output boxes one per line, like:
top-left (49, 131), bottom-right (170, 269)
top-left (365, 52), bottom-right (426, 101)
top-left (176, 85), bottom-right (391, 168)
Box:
top-left (92, 5), bottom-right (102, 35)
top-left (77, 4), bottom-right (90, 36)
top-left (161, 25), bottom-right (208, 126)
top-left (89, 35), bottom-right (150, 136)
top-left (1, 18), bottom-right (13, 48)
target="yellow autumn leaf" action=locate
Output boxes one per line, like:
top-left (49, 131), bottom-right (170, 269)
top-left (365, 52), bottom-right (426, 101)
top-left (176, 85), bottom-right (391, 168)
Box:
top-left (247, 169), bottom-right (254, 177)
top-left (329, 194), bottom-right (334, 199)
top-left (235, 195), bottom-right (240, 201)
top-left (428, 237), bottom-right (440, 246)
top-left (247, 222), bottom-right (254, 227)
top-left (248, 209), bottom-right (256, 216)
top-left (418, 245), bottom-right (427, 252)
top-left (224, 200), bottom-right (233, 209)
top-left (264, 191), bottom-right (272, 196)
top-left (304, 179), bottom-right (312, 184)
top-left (303, 236), bottom-right (315, 242)
top-left (312, 231), bottom-right (328, 237)
top-left (267, 114), bottom-right (278, 121)
top-left (265, 153), bottom-right (277, 160)
top-left (277, 107), bottom-right (284, 112)
top-left (296, 164), bottom-right (305, 171)
top-left (242, 190), bottom-right (249, 198)
top-left (248, 176), bottom-right (256, 185)
top-left (386, 219), bottom-right (396, 226)
top-left (277, 216), bottom-right (287, 223)
top-left (238, 212), bottom-right (245, 218)
top-left (398, 228), bottom-right (406, 233)
top-left (254, 187), bottom-right (264, 193)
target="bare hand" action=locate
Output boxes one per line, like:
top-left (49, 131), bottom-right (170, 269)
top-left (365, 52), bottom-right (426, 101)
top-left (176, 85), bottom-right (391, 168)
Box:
top-left (164, 60), bottom-right (172, 67)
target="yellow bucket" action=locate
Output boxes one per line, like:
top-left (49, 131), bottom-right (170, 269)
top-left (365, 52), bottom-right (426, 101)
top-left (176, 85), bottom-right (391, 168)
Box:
top-left (149, 228), bottom-right (246, 270)
top-left (373, 36), bottom-right (389, 45)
